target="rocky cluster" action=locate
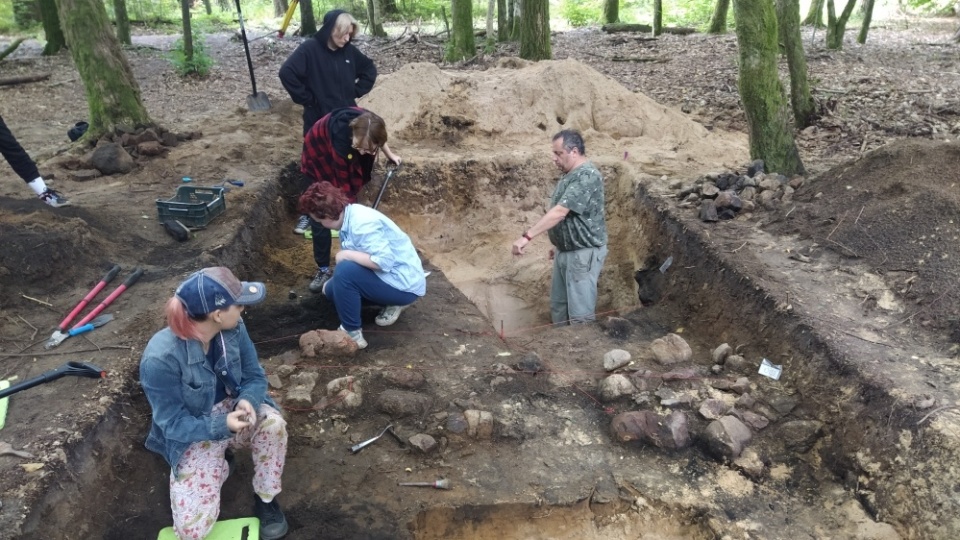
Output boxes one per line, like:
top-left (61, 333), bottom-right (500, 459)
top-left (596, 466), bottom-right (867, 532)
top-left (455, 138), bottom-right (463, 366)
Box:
top-left (671, 160), bottom-right (806, 222)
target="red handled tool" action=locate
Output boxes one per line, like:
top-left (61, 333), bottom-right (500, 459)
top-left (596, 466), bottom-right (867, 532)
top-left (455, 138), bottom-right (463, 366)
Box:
top-left (44, 267), bottom-right (144, 349)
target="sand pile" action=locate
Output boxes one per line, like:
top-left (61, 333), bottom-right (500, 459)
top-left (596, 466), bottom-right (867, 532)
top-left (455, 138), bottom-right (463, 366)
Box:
top-left (361, 58), bottom-right (747, 171)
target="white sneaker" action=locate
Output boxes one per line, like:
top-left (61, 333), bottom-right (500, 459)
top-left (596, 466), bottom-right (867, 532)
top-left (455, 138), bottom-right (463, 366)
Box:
top-left (338, 325), bottom-right (367, 349)
top-left (39, 189), bottom-right (71, 208)
top-left (294, 215), bottom-right (310, 235)
top-left (375, 305), bottom-right (408, 327)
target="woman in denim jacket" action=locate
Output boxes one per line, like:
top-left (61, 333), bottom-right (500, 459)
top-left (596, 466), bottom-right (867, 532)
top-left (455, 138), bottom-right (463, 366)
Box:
top-left (140, 267), bottom-right (288, 540)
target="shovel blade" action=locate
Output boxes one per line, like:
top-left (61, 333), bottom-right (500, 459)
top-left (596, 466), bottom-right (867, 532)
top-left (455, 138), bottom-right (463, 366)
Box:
top-left (246, 92), bottom-right (271, 111)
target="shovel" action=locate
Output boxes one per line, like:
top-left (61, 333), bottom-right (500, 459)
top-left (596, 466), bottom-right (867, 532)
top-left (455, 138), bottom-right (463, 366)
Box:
top-left (44, 314), bottom-right (114, 350)
top-left (349, 423), bottom-right (395, 454)
top-left (373, 162), bottom-right (402, 210)
top-left (0, 362), bottom-right (105, 400)
top-left (234, 0), bottom-right (271, 111)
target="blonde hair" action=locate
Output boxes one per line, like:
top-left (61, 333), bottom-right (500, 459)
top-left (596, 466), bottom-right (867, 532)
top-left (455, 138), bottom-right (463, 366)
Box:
top-left (334, 13), bottom-right (359, 40)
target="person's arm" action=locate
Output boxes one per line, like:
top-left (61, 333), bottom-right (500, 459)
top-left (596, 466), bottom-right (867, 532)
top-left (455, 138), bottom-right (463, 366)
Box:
top-left (337, 213), bottom-right (395, 270)
top-left (511, 204), bottom-right (570, 256)
top-left (336, 249), bottom-right (380, 270)
top-left (140, 348), bottom-right (232, 444)
top-left (381, 143), bottom-right (401, 166)
top-left (353, 51), bottom-right (377, 99)
top-left (279, 46), bottom-right (315, 106)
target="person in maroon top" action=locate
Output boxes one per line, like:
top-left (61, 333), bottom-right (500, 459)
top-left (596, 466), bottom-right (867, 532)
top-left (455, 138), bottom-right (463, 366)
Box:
top-left (301, 107), bottom-right (401, 293)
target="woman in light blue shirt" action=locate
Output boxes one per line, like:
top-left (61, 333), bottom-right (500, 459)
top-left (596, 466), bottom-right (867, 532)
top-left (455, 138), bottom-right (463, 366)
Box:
top-left (299, 181), bottom-right (426, 349)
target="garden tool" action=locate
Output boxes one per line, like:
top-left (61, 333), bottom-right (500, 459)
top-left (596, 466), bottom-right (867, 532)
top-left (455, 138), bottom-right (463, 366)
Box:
top-left (44, 314), bottom-right (113, 350)
top-left (398, 479), bottom-right (451, 490)
top-left (349, 423), bottom-right (394, 454)
top-left (44, 267), bottom-right (144, 349)
top-left (234, 0), bottom-right (271, 111)
top-left (0, 362), bottom-right (105, 400)
top-left (44, 265), bottom-right (120, 348)
top-left (278, 0), bottom-right (299, 38)
top-left (373, 162), bottom-right (402, 210)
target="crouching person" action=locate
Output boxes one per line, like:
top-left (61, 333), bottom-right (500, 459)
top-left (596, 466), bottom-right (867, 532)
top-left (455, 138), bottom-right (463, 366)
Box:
top-left (299, 181), bottom-right (426, 349)
top-left (140, 267), bottom-right (289, 540)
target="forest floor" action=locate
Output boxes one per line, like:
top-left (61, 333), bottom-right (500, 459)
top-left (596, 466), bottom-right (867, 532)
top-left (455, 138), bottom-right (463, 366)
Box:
top-left (0, 14), bottom-right (958, 540)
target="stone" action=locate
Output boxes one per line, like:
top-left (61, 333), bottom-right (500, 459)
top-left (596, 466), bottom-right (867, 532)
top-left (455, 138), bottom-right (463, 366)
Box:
top-left (285, 371), bottom-right (318, 408)
top-left (650, 333), bottom-right (692, 365)
top-left (629, 370), bottom-right (661, 392)
top-left (598, 374), bottom-right (636, 402)
top-left (67, 169), bottom-right (102, 182)
top-left (514, 352), bottom-right (544, 374)
top-left (779, 420), bottom-right (823, 452)
top-left (601, 316), bottom-right (631, 339)
top-left (88, 143), bottom-right (135, 175)
top-left (377, 389), bottom-right (433, 418)
top-left (741, 410), bottom-right (769, 430)
top-left (275, 364), bottom-right (296, 378)
top-left (382, 368), bottom-right (426, 389)
top-left (700, 182), bottom-right (720, 198)
top-left (714, 191), bottom-right (742, 213)
top-left (758, 177), bottom-right (781, 192)
top-left (408, 433), bottom-right (437, 453)
top-left (725, 355), bottom-right (748, 372)
top-left (739, 186), bottom-right (757, 201)
top-left (758, 189), bottom-right (780, 210)
top-left (137, 141), bottom-right (167, 157)
top-left (603, 349), bottom-right (631, 371)
top-left (610, 410), bottom-right (690, 449)
top-left (299, 329), bottom-right (357, 357)
top-left (731, 377), bottom-right (751, 395)
top-left (733, 448), bottom-right (765, 480)
top-left (764, 393), bottom-right (799, 415)
top-left (703, 415), bottom-right (753, 460)
top-left (735, 393), bottom-right (756, 408)
top-left (655, 387), bottom-right (696, 407)
top-left (161, 131), bottom-right (180, 147)
top-left (699, 399), bottom-right (731, 420)
top-left (712, 343), bottom-right (733, 364)
top-left (464, 409), bottom-right (494, 439)
top-left (699, 200), bottom-right (718, 222)
top-left (267, 373), bottom-right (283, 390)
top-left (446, 412), bottom-right (468, 434)
top-left (788, 176), bottom-right (805, 190)
top-left (747, 159), bottom-right (765, 177)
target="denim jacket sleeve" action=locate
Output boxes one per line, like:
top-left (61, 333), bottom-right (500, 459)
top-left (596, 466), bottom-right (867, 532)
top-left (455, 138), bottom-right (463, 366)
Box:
top-left (140, 330), bottom-right (232, 446)
top-left (233, 320), bottom-right (269, 411)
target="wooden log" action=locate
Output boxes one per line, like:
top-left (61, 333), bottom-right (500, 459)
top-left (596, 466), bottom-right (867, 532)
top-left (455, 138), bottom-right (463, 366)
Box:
top-left (0, 38), bottom-right (26, 62)
top-left (611, 55), bottom-right (668, 63)
top-left (602, 23), bottom-right (653, 33)
top-left (0, 73), bottom-right (51, 87)
top-left (663, 27), bottom-right (697, 35)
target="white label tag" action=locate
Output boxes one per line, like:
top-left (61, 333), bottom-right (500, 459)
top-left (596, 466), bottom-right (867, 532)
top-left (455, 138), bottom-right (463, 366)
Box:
top-left (758, 358), bottom-right (782, 380)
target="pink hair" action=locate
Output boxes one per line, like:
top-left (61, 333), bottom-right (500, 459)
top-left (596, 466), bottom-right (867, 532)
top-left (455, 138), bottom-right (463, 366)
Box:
top-left (164, 297), bottom-right (207, 341)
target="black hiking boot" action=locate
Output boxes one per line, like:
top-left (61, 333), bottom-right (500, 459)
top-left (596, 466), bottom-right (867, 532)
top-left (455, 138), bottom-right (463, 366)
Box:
top-left (254, 494), bottom-right (289, 540)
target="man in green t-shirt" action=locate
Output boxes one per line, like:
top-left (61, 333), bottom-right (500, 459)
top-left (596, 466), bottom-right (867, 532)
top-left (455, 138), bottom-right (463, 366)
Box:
top-left (512, 129), bottom-right (608, 324)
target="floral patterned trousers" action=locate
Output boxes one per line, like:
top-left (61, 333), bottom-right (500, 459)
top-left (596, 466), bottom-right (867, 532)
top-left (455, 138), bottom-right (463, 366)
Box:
top-left (169, 399), bottom-right (287, 540)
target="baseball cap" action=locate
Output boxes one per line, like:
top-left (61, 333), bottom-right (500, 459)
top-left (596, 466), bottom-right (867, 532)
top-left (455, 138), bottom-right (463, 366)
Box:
top-left (175, 267), bottom-right (266, 317)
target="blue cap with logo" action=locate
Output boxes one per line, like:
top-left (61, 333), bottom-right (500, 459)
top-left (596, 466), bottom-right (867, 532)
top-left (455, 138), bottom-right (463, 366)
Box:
top-left (175, 267), bottom-right (266, 317)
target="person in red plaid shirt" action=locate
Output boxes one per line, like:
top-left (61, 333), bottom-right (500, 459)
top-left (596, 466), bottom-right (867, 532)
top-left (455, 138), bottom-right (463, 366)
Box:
top-left (301, 107), bottom-right (401, 293)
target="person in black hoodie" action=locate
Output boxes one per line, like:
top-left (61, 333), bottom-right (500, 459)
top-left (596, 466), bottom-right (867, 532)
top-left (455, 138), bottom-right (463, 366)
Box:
top-left (279, 10), bottom-right (378, 137)
top-left (280, 9), bottom-right (378, 235)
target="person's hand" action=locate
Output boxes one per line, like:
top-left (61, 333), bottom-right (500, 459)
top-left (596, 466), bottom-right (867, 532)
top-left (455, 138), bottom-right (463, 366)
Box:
top-left (512, 237), bottom-right (529, 256)
top-left (227, 399), bottom-right (257, 433)
top-left (387, 153), bottom-right (401, 167)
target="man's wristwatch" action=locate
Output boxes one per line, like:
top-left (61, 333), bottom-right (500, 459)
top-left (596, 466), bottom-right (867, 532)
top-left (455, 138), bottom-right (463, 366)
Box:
top-left (522, 232), bottom-right (533, 241)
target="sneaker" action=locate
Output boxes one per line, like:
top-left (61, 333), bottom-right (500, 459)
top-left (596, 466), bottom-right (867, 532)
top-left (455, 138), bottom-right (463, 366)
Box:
top-left (39, 189), bottom-right (70, 208)
top-left (375, 305), bottom-right (408, 327)
top-left (338, 325), bottom-right (367, 349)
top-left (293, 214), bottom-right (310, 235)
top-left (308, 268), bottom-right (332, 293)
top-left (254, 495), bottom-right (289, 540)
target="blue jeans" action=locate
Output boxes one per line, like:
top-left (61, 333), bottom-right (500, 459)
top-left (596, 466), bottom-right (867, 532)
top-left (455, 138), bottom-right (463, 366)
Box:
top-left (323, 260), bottom-right (418, 331)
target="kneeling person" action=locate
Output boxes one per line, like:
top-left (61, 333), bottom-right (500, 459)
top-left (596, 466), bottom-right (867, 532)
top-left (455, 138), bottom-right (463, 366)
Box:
top-left (299, 181), bottom-right (426, 348)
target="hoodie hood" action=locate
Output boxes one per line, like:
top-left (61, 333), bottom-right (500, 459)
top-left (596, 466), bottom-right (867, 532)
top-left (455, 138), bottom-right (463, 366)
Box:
top-left (315, 9), bottom-right (348, 47)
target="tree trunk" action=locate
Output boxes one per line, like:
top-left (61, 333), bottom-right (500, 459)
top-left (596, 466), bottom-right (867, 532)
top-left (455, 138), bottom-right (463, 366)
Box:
top-left (448, 0), bottom-right (476, 61)
top-left (218, 0), bottom-right (231, 11)
top-left (486, 0), bottom-right (495, 46)
top-left (497, 0), bottom-right (508, 41)
top-left (201, 0), bottom-right (212, 15)
top-left (825, 0), bottom-right (857, 49)
top-left (857, 0), bottom-right (875, 43)
top-left (508, 0), bottom-right (520, 40)
top-left (602, 0), bottom-right (619, 24)
top-left (39, 0), bottom-right (65, 55)
top-left (382, 0), bottom-right (399, 15)
top-left (56, 0), bottom-right (152, 137)
top-left (181, 0), bottom-right (194, 65)
top-left (301, 0), bottom-right (317, 36)
top-left (653, 0), bottom-right (663, 36)
top-left (13, 0), bottom-right (41, 29)
top-left (366, 0), bottom-right (386, 36)
top-left (273, 0), bottom-right (289, 18)
top-left (776, 0), bottom-right (815, 128)
top-left (708, 0), bottom-right (730, 34)
top-left (519, 0), bottom-right (550, 60)
top-left (802, 0), bottom-right (825, 27)
top-left (732, 0), bottom-right (805, 175)
top-left (113, 0), bottom-right (132, 45)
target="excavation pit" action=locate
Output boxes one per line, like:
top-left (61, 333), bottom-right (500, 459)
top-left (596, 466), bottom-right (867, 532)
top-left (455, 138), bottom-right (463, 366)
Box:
top-left (4, 59), bottom-right (960, 540)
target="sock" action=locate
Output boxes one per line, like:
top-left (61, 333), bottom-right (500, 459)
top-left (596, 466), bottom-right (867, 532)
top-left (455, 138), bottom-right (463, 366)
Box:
top-left (319, 266), bottom-right (330, 273)
top-left (27, 177), bottom-right (47, 196)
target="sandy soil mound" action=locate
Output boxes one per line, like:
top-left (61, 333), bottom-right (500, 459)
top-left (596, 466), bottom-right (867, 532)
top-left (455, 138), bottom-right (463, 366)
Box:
top-left (362, 59), bottom-right (747, 171)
